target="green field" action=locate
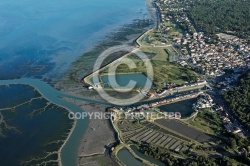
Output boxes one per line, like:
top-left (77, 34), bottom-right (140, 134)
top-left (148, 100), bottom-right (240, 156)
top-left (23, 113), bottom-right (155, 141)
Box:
top-left (140, 47), bottom-right (169, 61)
top-left (184, 109), bottom-right (225, 136)
top-left (137, 23), bottom-right (182, 47)
top-left (99, 50), bottom-right (197, 88)
top-left (137, 29), bottom-right (170, 46)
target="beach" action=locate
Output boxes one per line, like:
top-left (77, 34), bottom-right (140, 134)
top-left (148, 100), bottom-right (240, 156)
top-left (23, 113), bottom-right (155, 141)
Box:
top-left (57, 75), bottom-right (120, 165)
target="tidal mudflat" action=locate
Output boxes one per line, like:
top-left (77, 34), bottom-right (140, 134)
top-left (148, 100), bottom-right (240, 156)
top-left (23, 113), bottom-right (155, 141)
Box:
top-left (0, 0), bottom-right (151, 80)
top-left (0, 0), bottom-right (155, 165)
top-left (56, 19), bottom-right (154, 89)
top-left (0, 84), bottom-right (73, 165)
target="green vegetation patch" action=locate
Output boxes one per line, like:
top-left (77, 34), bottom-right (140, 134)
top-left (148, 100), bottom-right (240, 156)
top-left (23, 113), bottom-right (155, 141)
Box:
top-left (140, 47), bottom-right (169, 61)
top-left (188, 0), bottom-right (250, 38)
top-left (223, 71), bottom-right (250, 129)
top-left (152, 60), bottom-right (197, 87)
top-left (100, 53), bottom-right (197, 88)
top-left (186, 109), bottom-right (225, 136)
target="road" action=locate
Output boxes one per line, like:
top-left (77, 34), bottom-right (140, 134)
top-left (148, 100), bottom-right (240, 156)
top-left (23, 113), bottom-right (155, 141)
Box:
top-left (206, 81), bottom-right (250, 137)
top-left (133, 88), bottom-right (202, 107)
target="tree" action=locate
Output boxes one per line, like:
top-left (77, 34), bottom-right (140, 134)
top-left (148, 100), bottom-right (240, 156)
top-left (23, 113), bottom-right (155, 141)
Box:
top-left (229, 138), bottom-right (237, 150)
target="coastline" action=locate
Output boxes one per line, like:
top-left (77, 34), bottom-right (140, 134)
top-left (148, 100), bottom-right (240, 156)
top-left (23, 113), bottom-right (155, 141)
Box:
top-left (72, 0), bottom-right (160, 164)
top-left (0, 1), bottom-right (159, 166)
top-left (74, 28), bottom-right (156, 165)
top-left (82, 28), bottom-right (153, 87)
top-left (0, 0), bottom-right (158, 166)
top-left (2, 0), bottom-right (250, 165)
top-left (68, 2), bottom-right (159, 163)
top-left (58, 117), bottom-right (77, 166)
top-left (82, 0), bottom-right (159, 88)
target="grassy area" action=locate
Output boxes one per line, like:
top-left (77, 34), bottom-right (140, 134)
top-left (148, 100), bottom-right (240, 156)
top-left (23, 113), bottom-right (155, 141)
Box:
top-left (152, 60), bottom-right (197, 87)
top-left (139, 47), bottom-right (169, 61)
top-left (86, 25), bottom-right (197, 89)
top-left (185, 109), bottom-right (225, 136)
top-left (96, 26), bottom-right (197, 89)
top-left (138, 23), bottom-right (182, 47)
top-left (99, 53), bottom-right (197, 88)
top-left (138, 29), bottom-right (170, 46)
top-left (162, 21), bottom-right (182, 39)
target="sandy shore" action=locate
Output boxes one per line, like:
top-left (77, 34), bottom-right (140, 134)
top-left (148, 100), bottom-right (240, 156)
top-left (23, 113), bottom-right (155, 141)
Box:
top-left (61, 89), bottom-right (119, 166)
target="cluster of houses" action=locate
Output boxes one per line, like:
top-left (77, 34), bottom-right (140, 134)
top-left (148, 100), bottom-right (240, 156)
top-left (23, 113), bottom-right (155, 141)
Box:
top-left (191, 94), bottom-right (245, 137)
top-left (222, 116), bottom-right (242, 135)
top-left (156, 0), bottom-right (195, 40)
top-left (157, 0), bottom-right (194, 30)
top-left (153, 80), bottom-right (207, 97)
top-left (219, 106), bottom-right (245, 137)
top-left (192, 93), bottom-right (214, 109)
top-left (108, 91), bottom-right (203, 118)
top-left (181, 32), bottom-right (250, 77)
top-left (149, 91), bottom-right (203, 107)
top-left (156, 0), bottom-right (250, 77)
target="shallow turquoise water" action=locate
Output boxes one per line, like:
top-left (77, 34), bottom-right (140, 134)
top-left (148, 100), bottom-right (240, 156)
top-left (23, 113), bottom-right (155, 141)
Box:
top-left (117, 148), bottom-right (145, 166)
top-left (0, 0), bottom-right (150, 79)
top-left (91, 73), bottom-right (152, 88)
top-left (101, 73), bottom-right (152, 88)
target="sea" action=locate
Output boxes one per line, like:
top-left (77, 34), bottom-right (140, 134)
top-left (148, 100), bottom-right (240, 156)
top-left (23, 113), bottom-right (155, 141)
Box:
top-left (0, 0), bottom-right (151, 165)
top-left (0, 0), bottom-right (151, 79)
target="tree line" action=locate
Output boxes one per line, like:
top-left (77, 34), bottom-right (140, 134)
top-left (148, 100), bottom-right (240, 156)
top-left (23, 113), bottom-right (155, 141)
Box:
top-left (187, 0), bottom-right (250, 38)
top-left (138, 142), bottom-right (243, 165)
top-left (223, 70), bottom-right (250, 129)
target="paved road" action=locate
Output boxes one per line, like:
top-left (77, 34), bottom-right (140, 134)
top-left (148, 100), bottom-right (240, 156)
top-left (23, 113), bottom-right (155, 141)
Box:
top-left (207, 82), bottom-right (250, 137)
